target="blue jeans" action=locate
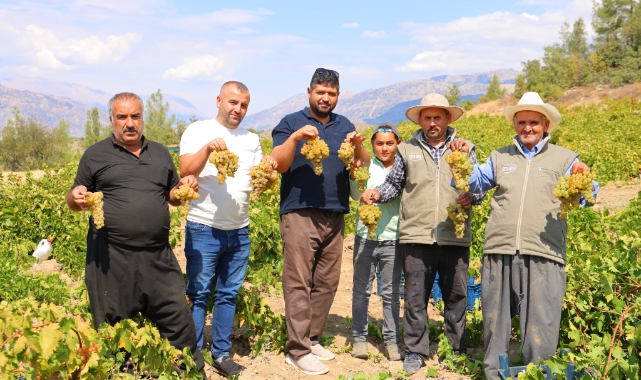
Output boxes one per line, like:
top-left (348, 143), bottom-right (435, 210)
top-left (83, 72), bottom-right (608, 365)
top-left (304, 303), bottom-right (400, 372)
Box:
top-left (185, 221), bottom-right (250, 357)
top-left (351, 235), bottom-right (402, 346)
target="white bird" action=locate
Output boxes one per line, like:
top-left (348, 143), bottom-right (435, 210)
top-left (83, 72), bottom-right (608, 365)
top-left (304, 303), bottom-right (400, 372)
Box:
top-left (32, 238), bottom-right (53, 264)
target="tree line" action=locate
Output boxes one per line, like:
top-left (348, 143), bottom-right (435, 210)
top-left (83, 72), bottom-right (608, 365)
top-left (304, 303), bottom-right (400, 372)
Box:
top-left (0, 89), bottom-right (197, 171)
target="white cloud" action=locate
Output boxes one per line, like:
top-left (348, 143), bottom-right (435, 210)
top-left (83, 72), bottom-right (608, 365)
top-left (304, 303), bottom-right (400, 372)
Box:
top-left (174, 8), bottom-right (272, 30)
top-left (73, 0), bottom-right (164, 13)
top-left (22, 24), bottom-right (141, 67)
top-left (162, 55), bottom-right (226, 81)
top-left (225, 41), bottom-right (241, 45)
top-left (362, 30), bottom-right (387, 39)
top-left (35, 49), bottom-right (76, 70)
top-left (342, 22), bottom-right (360, 28)
top-left (522, 13), bottom-right (539, 21)
top-left (231, 27), bottom-right (254, 35)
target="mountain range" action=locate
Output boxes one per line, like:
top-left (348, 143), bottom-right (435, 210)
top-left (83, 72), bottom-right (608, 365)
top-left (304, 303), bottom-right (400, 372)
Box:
top-left (0, 76), bottom-right (207, 137)
top-left (242, 69), bottom-right (519, 131)
top-left (0, 69), bottom-right (518, 137)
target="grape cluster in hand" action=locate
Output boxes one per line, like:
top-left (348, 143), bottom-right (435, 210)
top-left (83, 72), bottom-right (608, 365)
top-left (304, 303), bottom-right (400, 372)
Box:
top-left (445, 150), bottom-right (473, 192)
top-left (552, 172), bottom-right (596, 218)
top-left (250, 161), bottom-right (280, 201)
top-left (85, 191), bottom-right (105, 229)
top-left (301, 138), bottom-right (329, 175)
top-left (209, 150), bottom-right (240, 184)
top-left (354, 166), bottom-right (371, 192)
top-left (338, 142), bottom-right (355, 169)
top-left (447, 203), bottom-right (467, 239)
top-left (358, 204), bottom-right (382, 239)
top-left (174, 184), bottom-right (200, 219)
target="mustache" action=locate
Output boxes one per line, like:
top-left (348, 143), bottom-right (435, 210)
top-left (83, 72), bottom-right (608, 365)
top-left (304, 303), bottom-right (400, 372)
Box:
top-left (123, 126), bottom-right (138, 133)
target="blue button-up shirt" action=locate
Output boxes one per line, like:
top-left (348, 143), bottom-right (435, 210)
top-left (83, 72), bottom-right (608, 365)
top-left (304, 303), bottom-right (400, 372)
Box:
top-left (468, 135), bottom-right (599, 205)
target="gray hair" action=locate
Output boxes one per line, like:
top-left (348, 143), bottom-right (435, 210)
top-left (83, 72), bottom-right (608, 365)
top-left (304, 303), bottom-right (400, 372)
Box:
top-left (108, 92), bottom-right (144, 117)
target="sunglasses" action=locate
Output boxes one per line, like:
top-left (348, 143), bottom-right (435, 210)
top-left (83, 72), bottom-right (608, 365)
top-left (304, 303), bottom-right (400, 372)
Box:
top-left (314, 68), bottom-right (339, 78)
top-left (376, 127), bottom-right (393, 133)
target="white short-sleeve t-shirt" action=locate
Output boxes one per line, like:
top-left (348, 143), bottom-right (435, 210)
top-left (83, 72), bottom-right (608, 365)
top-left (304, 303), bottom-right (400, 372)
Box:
top-left (179, 119), bottom-right (262, 230)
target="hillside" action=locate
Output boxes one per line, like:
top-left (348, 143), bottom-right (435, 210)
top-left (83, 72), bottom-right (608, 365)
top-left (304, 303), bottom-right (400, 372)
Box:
top-left (466, 82), bottom-right (641, 117)
top-left (0, 84), bottom-right (109, 137)
top-left (242, 69), bottom-right (519, 131)
top-left (0, 76), bottom-right (207, 137)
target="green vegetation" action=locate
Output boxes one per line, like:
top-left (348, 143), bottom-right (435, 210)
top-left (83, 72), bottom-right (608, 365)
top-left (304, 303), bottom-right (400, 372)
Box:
top-left (0, 108), bottom-right (72, 171)
top-left (1, 100), bottom-right (641, 378)
top-left (444, 83), bottom-right (462, 106)
top-left (479, 73), bottom-right (506, 102)
top-left (523, 0), bottom-right (641, 99)
top-left (84, 107), bottom-right (110, 149)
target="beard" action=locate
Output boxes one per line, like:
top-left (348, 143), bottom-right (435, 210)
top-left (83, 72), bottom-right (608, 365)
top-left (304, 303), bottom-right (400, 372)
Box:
top-left (309, 100), bottom-right (336, 118)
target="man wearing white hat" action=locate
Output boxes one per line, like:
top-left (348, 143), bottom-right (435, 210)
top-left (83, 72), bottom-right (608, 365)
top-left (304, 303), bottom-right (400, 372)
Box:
top-left (450, 92), bottom-right (599, 379)
top-left (361, 93), bottom-right (485, 374)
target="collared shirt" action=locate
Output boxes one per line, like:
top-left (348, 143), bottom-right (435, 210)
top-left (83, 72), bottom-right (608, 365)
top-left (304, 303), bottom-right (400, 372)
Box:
top-left (349, 157), bottom-right (400, 241)
top-left (377, 127), bottom-right (484, 204)
top-left (72, 135), bottom-right (179, 248)
top-left (468, 134), bottom-right (600, 204)
top-left (272, 107), bottom-right (356, 215)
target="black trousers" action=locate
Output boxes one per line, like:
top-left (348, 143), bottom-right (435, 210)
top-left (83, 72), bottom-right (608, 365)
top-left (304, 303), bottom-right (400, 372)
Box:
top-left (402, 243), bottom-right (470, 357)
top-left (85, 231), bottom-right (204, 371)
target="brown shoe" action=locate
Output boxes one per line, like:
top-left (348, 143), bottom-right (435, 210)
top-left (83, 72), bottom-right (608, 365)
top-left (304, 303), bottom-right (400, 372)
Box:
top-left (351, 342), bottom-right (368, 359)
top-left (386, 344), bottom-right (403, 361)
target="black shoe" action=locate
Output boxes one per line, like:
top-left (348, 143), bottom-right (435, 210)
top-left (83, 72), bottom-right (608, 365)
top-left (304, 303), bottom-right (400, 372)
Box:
top-left (403, 351), bottom-right (425, 374)
top-left (212, 355), bottom-right (244, 376)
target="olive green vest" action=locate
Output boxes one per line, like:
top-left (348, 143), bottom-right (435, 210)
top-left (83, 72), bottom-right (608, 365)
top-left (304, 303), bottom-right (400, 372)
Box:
top-left (396, 130), bottom-right (474, 247)
top-left (484, 138), bottom-right (577, 264)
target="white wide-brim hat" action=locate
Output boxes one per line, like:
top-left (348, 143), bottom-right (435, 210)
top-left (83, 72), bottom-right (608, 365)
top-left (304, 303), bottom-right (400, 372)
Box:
top-left (502, 92), bottom-right (562, 132)
top-left (405, 93), bottom-right (464, 124)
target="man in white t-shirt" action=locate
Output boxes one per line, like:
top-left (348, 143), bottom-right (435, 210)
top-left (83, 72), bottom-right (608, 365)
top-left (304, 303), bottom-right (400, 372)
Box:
top-left (180, 81), bottom-right (275, 377)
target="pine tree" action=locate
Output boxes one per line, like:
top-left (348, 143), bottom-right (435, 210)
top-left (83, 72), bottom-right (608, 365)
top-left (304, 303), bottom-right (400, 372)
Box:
top-left (480, 74), bottom-right (506, 102)
top-left (514, 74), bottom-right (527, 99)
top-left (144, 89), bottom-right (177, 145)
top-left (444, 83), bottom-right (462, 106)
top-left (84, 107), bottom-right (109, 149)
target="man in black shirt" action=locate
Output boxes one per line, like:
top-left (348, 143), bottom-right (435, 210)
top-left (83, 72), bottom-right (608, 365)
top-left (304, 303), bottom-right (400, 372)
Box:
top-left (66, 92), bottom-right (204, 374)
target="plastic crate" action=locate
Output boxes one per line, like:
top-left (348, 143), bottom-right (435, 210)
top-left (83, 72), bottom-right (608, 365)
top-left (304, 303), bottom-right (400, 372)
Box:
top-left (498, 349), bottom-right (595, 379)
top-left (432, 273), bottom-right (481, 311)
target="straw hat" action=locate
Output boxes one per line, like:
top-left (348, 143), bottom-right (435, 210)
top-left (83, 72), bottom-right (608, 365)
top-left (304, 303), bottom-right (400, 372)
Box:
top-left (405, 93), bottom-right (464, 124)
top-left (502, 92), bottom-right (562, 132)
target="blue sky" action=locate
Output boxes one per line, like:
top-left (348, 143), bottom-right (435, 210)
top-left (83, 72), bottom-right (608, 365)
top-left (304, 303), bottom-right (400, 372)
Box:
top-left (0, 0), bottom-right (593, 117)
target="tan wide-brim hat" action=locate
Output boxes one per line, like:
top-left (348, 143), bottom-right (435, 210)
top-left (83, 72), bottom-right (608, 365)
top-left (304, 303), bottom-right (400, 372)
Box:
top-left (405, 93), bottom-right (464, 124)
top-left (502, 92), bottom-right (562, 132)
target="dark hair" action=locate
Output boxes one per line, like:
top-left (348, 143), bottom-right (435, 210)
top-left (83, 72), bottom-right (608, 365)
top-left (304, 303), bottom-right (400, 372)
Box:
top-left (108, 92), bottom-right (144, 118)
top-left (222, 81), bottom-right (249, 93)
top-left (310, 69), bottom-right (339, 91)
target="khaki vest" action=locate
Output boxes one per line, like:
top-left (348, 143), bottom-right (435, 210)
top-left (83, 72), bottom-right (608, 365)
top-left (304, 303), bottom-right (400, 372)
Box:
top-left (396, 130), bottom-right (474, 247)
top-left (484, 138), bottom-right (577, 264)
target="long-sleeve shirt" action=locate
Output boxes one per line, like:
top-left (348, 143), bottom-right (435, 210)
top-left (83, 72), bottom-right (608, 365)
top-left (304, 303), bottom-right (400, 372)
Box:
top-left (377, 127), bottom-right (485, 204)
top-left (468, 135), bottom-right (600, 204)
top-left (350, 157), bottom-right (401, 241)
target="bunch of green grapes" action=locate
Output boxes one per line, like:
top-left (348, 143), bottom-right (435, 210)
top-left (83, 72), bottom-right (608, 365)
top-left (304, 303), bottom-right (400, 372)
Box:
top-left (209, 150), bottom-right (240, 184)
top-left (354, 166), bottom-right (371, 192)
top-left (301, 138), bottom-right (330, 175)
top-left (358, 204), bottom-right (382, 239)
top-left (337, 142), bottom-right (355, 169)
top-left (447, 203), bottom-right (467, 239)
top-left (469, 258), bottom-right (481, 284)
top-left (174, 183), bottom-right (201, 219)
top-left (250, 161), bottom-right (280, 201)
top-left (85, 191), bottom-right (105, 229)
top-left (552, 172), bottom-right (596, 218)
top-left (445, 150), bottom-right (473, 192)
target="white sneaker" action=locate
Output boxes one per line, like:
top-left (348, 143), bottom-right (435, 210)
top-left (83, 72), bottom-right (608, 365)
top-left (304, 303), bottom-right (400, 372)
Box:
top-left (286, 353), bottom-right (329, 375)
top-left (310, 343), bottom-right (335, 360)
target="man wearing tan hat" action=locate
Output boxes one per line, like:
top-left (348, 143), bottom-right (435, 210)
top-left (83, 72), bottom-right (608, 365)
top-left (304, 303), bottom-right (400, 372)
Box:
top-left (361, 93), bottom-right (485, 374)
top-left (450, 92), bottom-right (599, 379)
